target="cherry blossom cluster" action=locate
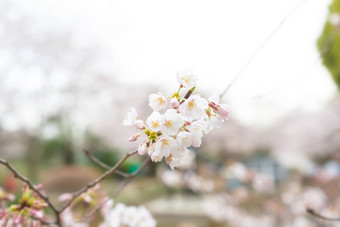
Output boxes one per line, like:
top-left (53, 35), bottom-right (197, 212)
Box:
top-left (99, 202), bottom-right (156, 227)
top-left (124, 70), bottom-right (230, 169)
top-left (0, 185), bottom-right (47, 226)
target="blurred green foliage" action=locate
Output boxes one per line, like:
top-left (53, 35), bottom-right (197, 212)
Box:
top-left (317, 0), bottom-right (340, 89)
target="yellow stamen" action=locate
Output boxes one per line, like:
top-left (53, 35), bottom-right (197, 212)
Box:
top-left (182, 75), bottom-right (190, 84)
top-left (155, 97), bottom-right (166, 106)
top-left (162, 139), bottom-right (169, 147)
top-left (152, 121), bottom-right (159, 128)
top-left (165, 120), bottom-right (173, 127)
top-left (187, 99), bottom-right (197, 110)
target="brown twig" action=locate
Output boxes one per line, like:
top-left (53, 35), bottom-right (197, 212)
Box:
top-left (76, 157), bottom-right (151, 222)
top-left (59, 150), bottom-right (138, 213)
top-left (0, 159), bottom-right (62, 226)
top-left (307, 208), bottom-right (340, 221)
top-left (83, 149), bottom-right (133, 177)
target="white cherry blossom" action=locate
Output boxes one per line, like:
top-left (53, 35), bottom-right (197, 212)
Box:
top-left (188, 120), bottom-right (207, 147)
top-left (177, 69), bottom-right (198, 87)
top-left (123, 108), bottom-right (138, 126)
top-left (176, 131), bottom-right (193, 148)
top-left (146, 112), bottom-right (164, 132)
top-left (154, 136), bottom-right (177, 159)
top-left (148, 92), bottom-right (167, 111)
top-left (161, 109), bottom-right (184, 135)
top-left (180, 95), bottom-right (208, 120)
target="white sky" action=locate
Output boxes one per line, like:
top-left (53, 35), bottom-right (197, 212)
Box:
top-left (7, 0), bottom-right (338, 127)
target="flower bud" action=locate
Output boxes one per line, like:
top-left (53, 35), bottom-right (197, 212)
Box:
top-left (58, 193), bottom-right (72, 202)
top-left (128, 134), bottom-right (140, 142)
top-left (170, 98), bottom-right (179, 108)
top-left (0, 210), bottom-right (7, 219)
top-left (134, 120), bottom-right (145, 129)
top-left (216, 104), bottom-right (230, 119)
top-left (147, 146), bottom-right (154, 156)
top-left (30, 210), bottom-right (43, 219)
top-left (138, 142), bottom-right (147, 155)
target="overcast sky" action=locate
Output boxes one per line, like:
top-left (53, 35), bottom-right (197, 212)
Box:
top-left (4, 0), bottom-right (338, 127)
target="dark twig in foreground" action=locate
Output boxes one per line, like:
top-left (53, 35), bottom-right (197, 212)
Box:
top-left (83, 149), bottom-right (133, 177)
top-left (76, 157), bottom-right (151, 223)
top-left (307, 208), bottom-right (340, 221)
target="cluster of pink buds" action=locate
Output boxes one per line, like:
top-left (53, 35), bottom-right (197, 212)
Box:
top-left (0, 185), bottom-right (47, 226)
top-left (124, 70), bottom-right (230, 169)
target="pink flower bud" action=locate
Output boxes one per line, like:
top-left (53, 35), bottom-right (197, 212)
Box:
top-left (14, 214), bottom-right (21, 224)
top-left (147, 146), bottom-right (154, 156)
top-left (7, 194), bottom-right (15, 201)
top-left (138, 142), bottom-right (147, 155)
top-left (134, 120), bottom-right (145, 129)
top-left (216, 104), bottom-right (230, 119)
top-left (59, 193), bottom-right (72, 202)
top-left (30, 210), bottom-right (43, 219)
top-left (208, 102), bottom-right (218, 111)
top-left (170, 98), bottom-right (179, 108)
top-left (128, 134), bottom-right (140, 142)
top-left (0, 210), bottom-right (7, 219)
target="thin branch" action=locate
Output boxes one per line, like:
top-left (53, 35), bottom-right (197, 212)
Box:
top-left (0, 159), bottom-right (62, 226)
top-left (59, 150), bottom-right (138, 213)
top-left (30, 216), bottom-right (55, 226)
top-left (307, 208), bottom-right (340, 221)
top-left (76, 157), bottom-right (151, 223)
top-left (220, 0), bottom-right (308, 98)
top-left (83, 149), bottom-right (132, 177)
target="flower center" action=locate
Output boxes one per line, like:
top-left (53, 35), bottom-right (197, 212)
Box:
top-left (161, 139), bottom-right (169, 147)
top-left (155, 97), bottom-right (166, 106)
top-left (182, 75), bottom-right (190, 84)
top-left (187, 99), bottom-right (197, 110)
top-left (152, 121), bottom-right (160, 128)
top-left (165, 120), bottom-right (173, 127)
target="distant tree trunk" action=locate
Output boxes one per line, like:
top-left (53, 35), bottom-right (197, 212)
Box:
top-left (63, 141), bottom-right (75, 165)
top-left (26, 135), bottom-right (40, 181)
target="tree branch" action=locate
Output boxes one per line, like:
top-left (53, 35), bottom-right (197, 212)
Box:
top-left (83, 149), bottom-right (133, 177)
top-left (59, 150), bottom-right (138, 213)
top-left (76, 157), bottom-right (150, 222)
top-left (1, 149), bottom-right (143, 226)
top-left (307, 208), bottom-right (340, 221)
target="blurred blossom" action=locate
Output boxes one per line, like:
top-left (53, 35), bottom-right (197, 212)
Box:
top-left (275, 152), bottom-right (315, 174)
top-left (291, 217), bottom-right (316, 227)
top-left (161, 170), bottom-right (182, 188)
top-left (221, 162), bottom-right (249, 182)
top-left (252, 173), bottom-right (275, 193)
top-left (329, 13), bottom-right (340, 26)
top-left (100, 203), bottom-right (156, 227)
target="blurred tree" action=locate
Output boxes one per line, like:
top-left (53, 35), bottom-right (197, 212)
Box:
top-left (317, 0), bottom-right (340, 89)
top-left (41, 113), bottom-right (75, 165)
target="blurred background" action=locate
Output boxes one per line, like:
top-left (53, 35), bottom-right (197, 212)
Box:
top-left (1, 0), bottom-right (340, 226)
